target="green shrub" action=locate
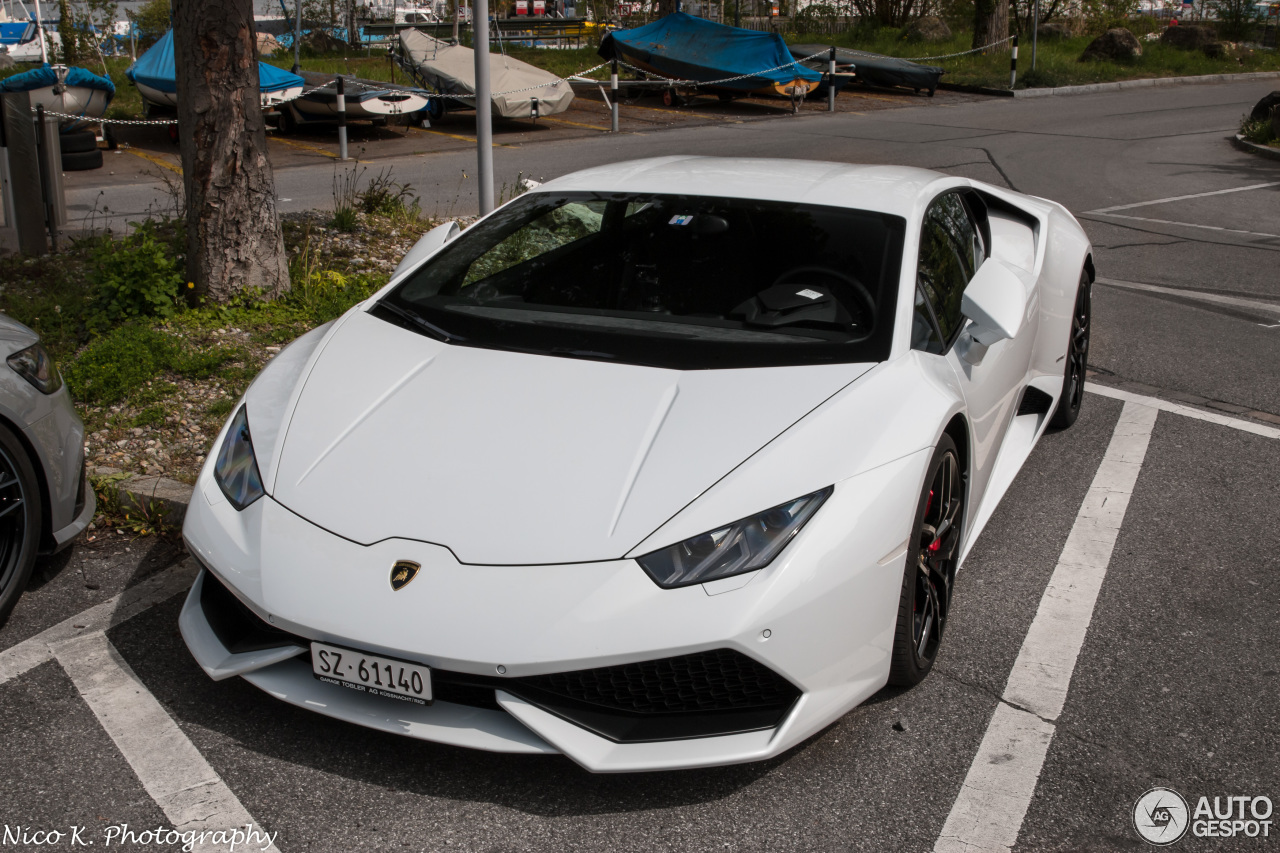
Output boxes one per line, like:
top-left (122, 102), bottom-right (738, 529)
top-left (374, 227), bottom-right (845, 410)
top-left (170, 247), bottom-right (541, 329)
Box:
top-left (63, 325), bottom-right (180, 405)
top-left (90, 219), bottom-right (184, 328)
top-left (173, 345), bottom-right (246, 379)
top-left (132, 405), bottom-right (168, 427)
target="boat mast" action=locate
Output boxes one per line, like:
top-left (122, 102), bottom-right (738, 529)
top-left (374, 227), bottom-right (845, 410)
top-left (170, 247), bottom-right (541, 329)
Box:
top-left (32, 0), bottom-right (48, 63)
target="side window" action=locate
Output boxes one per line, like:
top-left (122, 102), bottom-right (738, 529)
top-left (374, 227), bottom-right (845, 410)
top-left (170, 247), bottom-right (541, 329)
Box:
top-left (911, 286), bottom-right (944, 353)
top-left (916, 192), bottom-right (984, 346)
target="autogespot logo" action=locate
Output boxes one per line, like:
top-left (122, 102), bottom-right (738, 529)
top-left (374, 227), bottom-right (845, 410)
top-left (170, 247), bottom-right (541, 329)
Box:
top-left (1134, 787), bottom-right (1190, 846)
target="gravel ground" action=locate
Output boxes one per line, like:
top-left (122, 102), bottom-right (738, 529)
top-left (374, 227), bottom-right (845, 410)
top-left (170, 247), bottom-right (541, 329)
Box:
top-left (80, 210), bottom-right (458, 486)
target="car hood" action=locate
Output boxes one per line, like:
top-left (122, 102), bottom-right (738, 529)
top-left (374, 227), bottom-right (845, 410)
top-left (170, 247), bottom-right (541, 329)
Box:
top-left (269, 309), bottom-right (873, 565)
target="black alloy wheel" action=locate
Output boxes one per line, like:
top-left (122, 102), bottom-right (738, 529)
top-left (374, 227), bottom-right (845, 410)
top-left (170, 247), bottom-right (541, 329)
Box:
top-left (888, 434), bottom-right (964, 686)
top-left (0, 424), bottom-right (42, 626)
top-left (1049, 270), bottom-right (1092, 430)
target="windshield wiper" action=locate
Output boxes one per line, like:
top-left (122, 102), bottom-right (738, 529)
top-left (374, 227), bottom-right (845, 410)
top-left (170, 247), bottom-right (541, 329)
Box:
top-left (377, 300), bottom-right (463, 343)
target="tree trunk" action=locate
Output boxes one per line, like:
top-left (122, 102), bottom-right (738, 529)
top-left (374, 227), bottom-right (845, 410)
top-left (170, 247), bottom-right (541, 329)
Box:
top-left (173, 0), bottom-right (290, 303)
top-left (973, 0), bottom-right (1010, 49)
top-left (656, 0), bottom-right (677, 17)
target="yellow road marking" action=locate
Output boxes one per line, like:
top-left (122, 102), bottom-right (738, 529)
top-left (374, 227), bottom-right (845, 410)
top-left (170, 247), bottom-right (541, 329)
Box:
top-left (622, 103), bottom-right (734, 120)
top-left (123, 148), bottom-right (182, 175)
top-left (407, 126), bottom-right (513, 147)
top-left (269, 136), bottom-right (346, 160)
top-left (539, 116), bottom-right (609, 131)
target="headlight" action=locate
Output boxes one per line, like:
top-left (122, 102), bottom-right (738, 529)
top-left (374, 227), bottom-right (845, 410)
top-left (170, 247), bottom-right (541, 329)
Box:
top-left (636, 486), bottom-right (833, 589)
top-left (214, 406), bottom-right (264, 510)
top-left (7, 343), bottom-right (62, 394)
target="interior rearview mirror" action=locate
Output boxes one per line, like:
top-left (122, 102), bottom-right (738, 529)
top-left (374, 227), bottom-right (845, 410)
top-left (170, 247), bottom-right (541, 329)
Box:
top-left (391, 221), bottom-right (461, 282)
top-left (961, 258), bottom-right (1027, 345)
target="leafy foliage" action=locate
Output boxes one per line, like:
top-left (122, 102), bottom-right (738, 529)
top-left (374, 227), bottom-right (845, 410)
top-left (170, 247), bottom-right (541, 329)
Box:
top-left (62, 326), bottom-right (181, 405)
top-left (90, 219), bottom-right (185, 329)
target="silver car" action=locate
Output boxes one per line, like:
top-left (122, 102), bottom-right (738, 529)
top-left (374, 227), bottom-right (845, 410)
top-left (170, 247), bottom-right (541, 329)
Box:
top-left (0, 314), bottom-right (95, 624)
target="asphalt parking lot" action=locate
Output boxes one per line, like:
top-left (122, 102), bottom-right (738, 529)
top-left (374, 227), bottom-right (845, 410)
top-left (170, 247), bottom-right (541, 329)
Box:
top-left (4, 78), bottom-right (1279, 852)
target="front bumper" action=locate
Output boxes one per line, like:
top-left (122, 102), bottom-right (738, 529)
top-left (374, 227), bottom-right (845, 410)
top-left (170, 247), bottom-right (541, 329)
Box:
top-left (180, 450), bottom-right (927, 772)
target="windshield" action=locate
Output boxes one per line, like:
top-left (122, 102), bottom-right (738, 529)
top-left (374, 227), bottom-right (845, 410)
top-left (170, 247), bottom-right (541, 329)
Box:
top-left (379, 192), bottom-right (905, 369)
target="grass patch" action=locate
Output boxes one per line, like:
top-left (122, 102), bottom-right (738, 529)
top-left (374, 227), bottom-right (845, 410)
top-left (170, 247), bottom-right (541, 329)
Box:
top-left (784, 25), bottom-right (1280, 90)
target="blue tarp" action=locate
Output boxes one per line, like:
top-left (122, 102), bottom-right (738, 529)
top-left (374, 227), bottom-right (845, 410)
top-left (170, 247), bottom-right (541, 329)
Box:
top-left (598, 13), bottom-right (820, 95)
top-left (0, 21), bottom-right (34, 44)
top-left (127, 30), bottom-right (304, 95)
top-left (0, 63), bottom-right (116, 98)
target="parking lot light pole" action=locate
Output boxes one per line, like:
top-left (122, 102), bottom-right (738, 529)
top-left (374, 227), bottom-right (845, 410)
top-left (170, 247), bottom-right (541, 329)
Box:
top-left (474, 0), bottom-right (495, 215)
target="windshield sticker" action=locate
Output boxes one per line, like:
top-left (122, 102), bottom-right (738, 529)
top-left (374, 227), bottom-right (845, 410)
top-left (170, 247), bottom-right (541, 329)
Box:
top-left (796, 289), bottom-right (824, 300)
top-left (669, 215), bottom-right (694, 226)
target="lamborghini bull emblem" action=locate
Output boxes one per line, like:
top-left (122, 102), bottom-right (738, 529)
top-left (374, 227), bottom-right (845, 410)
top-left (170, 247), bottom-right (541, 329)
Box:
top-left (390, 560), bottom-right (421, 591)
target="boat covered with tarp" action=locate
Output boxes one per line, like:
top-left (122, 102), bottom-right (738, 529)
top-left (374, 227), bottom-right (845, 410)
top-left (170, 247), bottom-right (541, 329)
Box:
top-left (397, 29), bottom-right (573, 120)
top-left (126, 30), bottom-right (304, 112)
top-left (0, 62), bottom-right (114, 122)
top-left (598, 13), bottom-right (820, 98)
top-left (789, 43), bottom-right (944, 95)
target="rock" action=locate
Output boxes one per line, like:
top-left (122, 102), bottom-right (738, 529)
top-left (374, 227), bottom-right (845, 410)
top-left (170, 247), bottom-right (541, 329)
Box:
top-left (1160, 23), bottom-right (1216, 50)
top-left (1079, 28), bottom-right (1142, 61)
top-left (1248, 91), bottom-right (1280, 122)
top-left (1036, 22), bottom-right (1072, 39)
top-left (901, 15), bottom-right (952, 42)
top-left (256, 33), bottom-right (282, 56)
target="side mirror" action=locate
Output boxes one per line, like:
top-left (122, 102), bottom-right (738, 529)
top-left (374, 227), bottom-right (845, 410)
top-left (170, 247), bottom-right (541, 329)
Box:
top-left (390, 221), bottom-right (460, 281)
top-left (961, 258), bottom-right (1027, 345)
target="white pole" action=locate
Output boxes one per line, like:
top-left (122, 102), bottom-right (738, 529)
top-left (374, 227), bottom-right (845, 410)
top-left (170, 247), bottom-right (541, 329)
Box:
top-left (32, 0), bottom-right (48, 63)
top-left (474, 0), bottom-right (493, 214)
top-left (293, 0), bottom-right (302, 72)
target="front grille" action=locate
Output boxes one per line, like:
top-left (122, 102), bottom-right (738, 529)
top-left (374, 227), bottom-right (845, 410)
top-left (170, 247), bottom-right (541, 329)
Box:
top-left (520, 649), bottom-right (797, 714)
top-left (198, 568), bottom-right (798, 743)
top-left (507, 650), bottom-right (800, 743)
top-left (200, 570), bottom-right (301, 655)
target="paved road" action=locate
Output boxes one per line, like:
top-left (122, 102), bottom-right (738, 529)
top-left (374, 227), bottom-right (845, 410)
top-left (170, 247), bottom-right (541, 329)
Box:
top-left (5, 80), bottom-right (1278, 852)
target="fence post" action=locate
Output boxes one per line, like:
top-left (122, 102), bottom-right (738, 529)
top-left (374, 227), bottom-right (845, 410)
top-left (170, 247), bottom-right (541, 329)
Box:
top-left (610, 58), bottom-right (619, 133)
top-left (2, 94), bottom-right (45, 255)
top-left (337, 76), bottom-right (349, 161)
top-left (1009, 35), bottom-right (1019, 90)
top-left (827, 46), bottom-right (836, 112)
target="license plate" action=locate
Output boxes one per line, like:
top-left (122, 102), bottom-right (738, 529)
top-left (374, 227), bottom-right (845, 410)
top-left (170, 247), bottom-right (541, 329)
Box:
top-left (311, 642), bottom-right (432, 705)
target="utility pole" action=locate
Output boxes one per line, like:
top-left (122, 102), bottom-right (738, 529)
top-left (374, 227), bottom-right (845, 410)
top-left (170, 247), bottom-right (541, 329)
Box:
top-left (473, 0), bottom-right (493, 214)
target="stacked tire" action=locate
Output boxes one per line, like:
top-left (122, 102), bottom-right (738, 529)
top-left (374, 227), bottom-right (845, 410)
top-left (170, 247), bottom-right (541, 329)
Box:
top-left (59, 130), bottom-right (103, 171)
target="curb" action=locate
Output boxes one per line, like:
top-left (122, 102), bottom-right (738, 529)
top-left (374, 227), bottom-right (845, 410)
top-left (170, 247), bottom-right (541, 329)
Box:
top-left (113, 473), bottom-right (194, 526)
top-left (1014, 70), bottom-right (1280, 98)
top-left (1232, 132), bottom-right (1280, 160)
top-left (937, 81), bottom-right (1015, 97)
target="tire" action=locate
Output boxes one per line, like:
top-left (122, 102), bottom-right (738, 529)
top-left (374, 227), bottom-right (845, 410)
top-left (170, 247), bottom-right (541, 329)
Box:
top-left (888, 434), bottom-right (964, 687)
top-left (0, 424), bottom-right (44, 627)
top-left (426, 97), bottom-right (445, 122)
top-left (61, 148), bottom-right (103, 171)
top-left (59, 130), bottom-right (97, 153)
top-left (1048, 269), bottom-right (1092, 430)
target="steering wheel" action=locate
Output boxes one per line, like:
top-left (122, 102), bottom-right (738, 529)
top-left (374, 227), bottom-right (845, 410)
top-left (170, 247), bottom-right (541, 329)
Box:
top-left (770, 266), bottom-right (876, 329)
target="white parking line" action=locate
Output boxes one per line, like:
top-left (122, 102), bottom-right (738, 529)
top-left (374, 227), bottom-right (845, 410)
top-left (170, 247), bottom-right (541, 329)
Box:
top-left (934, 402), bottom-right (1159, 853)
top-left (0, 560), bottom-right (197, 687)
top-left (52, 632), bottom-right (280, 853)
top-left (1095, 277), bottom-right (1280, 318)
top-left (1087, 181), bottom-right (1280, 214)
top-left (1088, 384), bottom-right (1280, 441)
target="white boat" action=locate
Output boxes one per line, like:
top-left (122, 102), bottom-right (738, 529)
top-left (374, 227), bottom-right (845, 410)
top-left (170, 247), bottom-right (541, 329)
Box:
top-left (279, 70), bottom-right (431, 130)
top-left (127, 29), bottom-right (305, 113)
top-left (0, 62), bottom-right (114, 120)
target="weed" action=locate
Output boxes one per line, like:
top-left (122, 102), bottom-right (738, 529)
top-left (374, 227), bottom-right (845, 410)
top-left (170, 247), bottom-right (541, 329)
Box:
top-left (173, 345), bottom-right (247, 380)
top-left (332, 165), bottom-right (364, 233)
top-left (90, 472), bottom-right (176, 538)
top-left (207, 398), bottom-right (237, 420)
top-left (62, 325), bottom-right (180, 405)
top-left (1241, 116), bottom-right (1275, 144)
top-left (132, 405), bottom-right (168, 428)
top-left (90, 218), bottom-right (185, 329)
top-left (358, 168), bottom-right (421, 222)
